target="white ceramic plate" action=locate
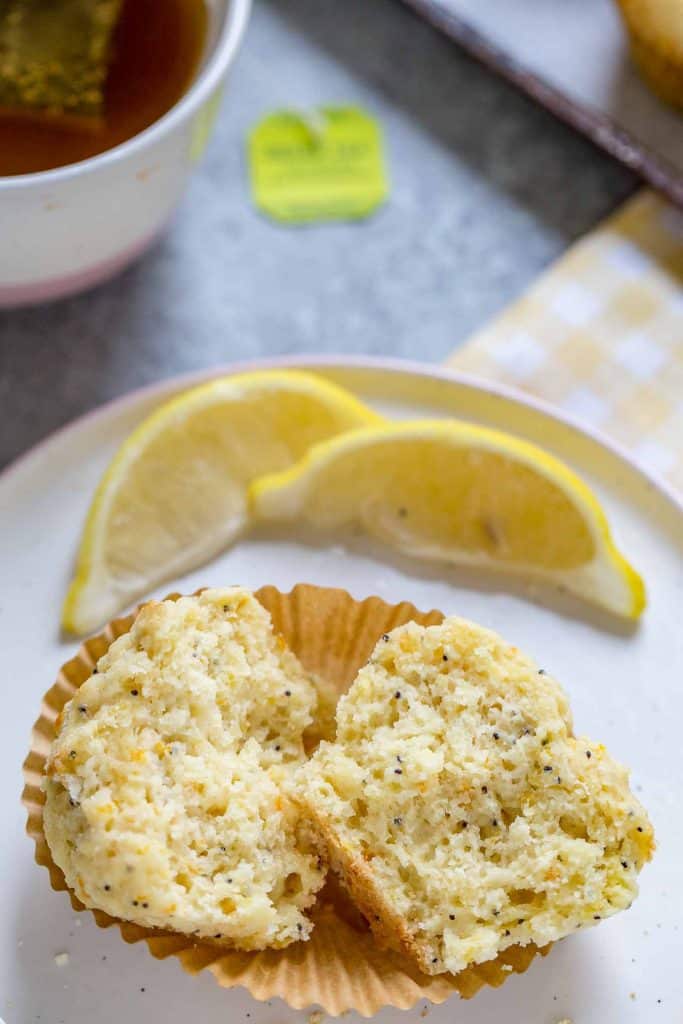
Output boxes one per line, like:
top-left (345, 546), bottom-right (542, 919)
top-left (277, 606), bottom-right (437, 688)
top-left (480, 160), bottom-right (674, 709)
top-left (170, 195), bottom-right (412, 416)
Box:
top-left (2, 357), bottom-right (681, 1024)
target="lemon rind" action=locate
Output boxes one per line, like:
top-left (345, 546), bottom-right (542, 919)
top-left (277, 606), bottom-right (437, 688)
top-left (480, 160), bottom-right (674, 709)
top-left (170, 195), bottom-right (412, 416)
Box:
top-left (250, 419), bottom-right (645, 621)
top-left (63, 371), bottom-right (381, 634)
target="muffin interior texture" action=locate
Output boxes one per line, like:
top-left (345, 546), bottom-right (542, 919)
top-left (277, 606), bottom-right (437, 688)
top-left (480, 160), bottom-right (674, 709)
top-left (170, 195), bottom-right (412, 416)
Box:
top-left (298, 617), bottom-right (654, 975)
top-left (44, 588), bottom-right (326, 950)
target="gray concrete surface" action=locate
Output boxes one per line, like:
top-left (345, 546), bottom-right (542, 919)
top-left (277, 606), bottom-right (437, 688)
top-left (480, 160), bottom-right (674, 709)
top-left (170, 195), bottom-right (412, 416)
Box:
top-left (0, 0), bottom-right (637, 470)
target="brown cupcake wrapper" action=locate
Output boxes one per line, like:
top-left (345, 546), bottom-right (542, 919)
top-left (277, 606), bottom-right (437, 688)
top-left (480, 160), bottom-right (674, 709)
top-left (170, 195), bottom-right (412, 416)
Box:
top-left (23, 583), bottom-right (548, 1016)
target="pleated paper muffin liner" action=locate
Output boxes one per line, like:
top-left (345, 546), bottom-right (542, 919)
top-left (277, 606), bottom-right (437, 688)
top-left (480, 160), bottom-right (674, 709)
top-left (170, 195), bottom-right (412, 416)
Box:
top-left (22, 583), bottom-right (548, 1016)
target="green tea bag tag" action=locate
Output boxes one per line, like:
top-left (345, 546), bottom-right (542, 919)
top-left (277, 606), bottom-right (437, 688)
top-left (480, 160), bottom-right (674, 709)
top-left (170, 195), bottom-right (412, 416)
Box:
top-left (248, 107), bottom-right (388, 224)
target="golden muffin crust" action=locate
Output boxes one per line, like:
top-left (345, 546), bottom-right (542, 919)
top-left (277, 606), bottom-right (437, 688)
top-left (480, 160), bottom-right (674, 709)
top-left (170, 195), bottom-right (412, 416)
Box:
top-left (616, 0), bottom-right (683, 108)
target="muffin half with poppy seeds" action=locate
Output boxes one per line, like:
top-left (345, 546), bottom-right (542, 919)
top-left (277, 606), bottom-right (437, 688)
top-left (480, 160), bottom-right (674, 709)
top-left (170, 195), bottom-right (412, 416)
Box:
top-left (297, 616), bottom-right (655, 975)
top-left (43, 588), bottom-right (327, 950)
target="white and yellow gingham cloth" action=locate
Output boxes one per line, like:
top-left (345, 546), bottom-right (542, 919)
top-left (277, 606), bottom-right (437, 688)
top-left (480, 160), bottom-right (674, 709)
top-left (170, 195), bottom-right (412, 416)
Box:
top-left (449, 190), bottom-right (683, 494)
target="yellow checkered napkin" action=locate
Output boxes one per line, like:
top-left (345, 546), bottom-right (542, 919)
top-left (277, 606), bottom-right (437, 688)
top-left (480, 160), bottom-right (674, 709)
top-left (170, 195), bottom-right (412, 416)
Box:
top-left (448, 190), bottom-right (683, 494)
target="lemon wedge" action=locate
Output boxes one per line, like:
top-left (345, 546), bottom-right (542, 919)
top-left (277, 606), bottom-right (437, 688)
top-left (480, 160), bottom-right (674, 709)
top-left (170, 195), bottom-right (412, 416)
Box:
top-left (63, 371), bottom-right (381, 634)
top-left (251, 419), bottom-right (645, 620)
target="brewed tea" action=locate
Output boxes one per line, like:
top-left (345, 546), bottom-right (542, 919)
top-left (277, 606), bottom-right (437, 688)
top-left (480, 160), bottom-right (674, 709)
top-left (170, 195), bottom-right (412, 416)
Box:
top-left (0, 0), bottom-right (207, 176)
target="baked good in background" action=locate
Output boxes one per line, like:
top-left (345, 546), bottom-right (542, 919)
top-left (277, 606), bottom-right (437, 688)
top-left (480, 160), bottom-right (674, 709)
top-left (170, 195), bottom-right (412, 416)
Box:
top-left (615, 0), bottom-right (683, 110)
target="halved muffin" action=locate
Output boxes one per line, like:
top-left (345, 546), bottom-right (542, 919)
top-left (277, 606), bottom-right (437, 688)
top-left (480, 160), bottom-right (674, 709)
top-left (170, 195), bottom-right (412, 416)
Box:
top-left (44, 588), bottom-right (326, 950)
top-left (298, 616), bottom-right (654, 975)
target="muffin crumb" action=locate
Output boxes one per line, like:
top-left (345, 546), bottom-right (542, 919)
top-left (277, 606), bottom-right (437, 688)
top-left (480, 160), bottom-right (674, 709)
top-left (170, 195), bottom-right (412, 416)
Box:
top-left (44, 588), bottom-right (327, 950)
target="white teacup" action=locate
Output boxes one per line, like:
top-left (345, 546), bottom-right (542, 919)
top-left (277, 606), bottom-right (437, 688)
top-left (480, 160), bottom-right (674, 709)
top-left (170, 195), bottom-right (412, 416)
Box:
top-left (0, 0), bottom-right (251, 308)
